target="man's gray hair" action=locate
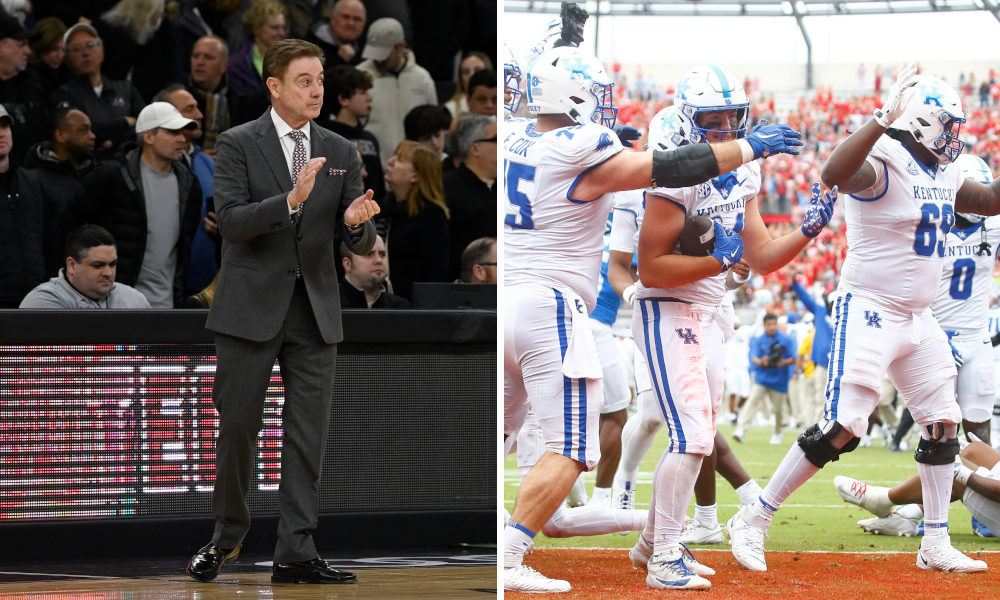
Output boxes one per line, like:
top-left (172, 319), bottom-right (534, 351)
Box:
top-left (456, 114), bottom-right (496, 159)
top-left (197, 35), bottom-right (230, 61)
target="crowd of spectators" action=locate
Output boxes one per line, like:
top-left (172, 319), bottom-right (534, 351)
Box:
top-left (1, 0), bottom-right (497, 310)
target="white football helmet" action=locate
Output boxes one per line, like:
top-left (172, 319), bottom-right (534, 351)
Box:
top-left (888, 75), bottom-right (965, 165)
top-left (503, 44), bottom-right (523, 116)
top-left (526, 47), bottom-right (617, 129)
top-left (646, 105), bottom-right (686, 152)
top-left (674, 64), bottom-right (749, 145)
top-left (955, 153), bottom-right (994, 223)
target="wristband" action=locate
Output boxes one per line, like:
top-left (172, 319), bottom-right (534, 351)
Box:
top-left (732, 271), bottom-right (750, 284)
top-left (622, 284), bottom-right (637, 306)
top-left (737, 139), bottom-right (755, 163)
top-left (956, 464), bottom-right (974, 486)
top-left (872, 108), bottom-right (890, 129)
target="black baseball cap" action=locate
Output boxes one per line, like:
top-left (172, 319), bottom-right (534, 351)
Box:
top-left (0, 15), bottom-right (39, 41)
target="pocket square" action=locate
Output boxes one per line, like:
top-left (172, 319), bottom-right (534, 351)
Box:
top-left (328, 168), bottom-right (346, 176)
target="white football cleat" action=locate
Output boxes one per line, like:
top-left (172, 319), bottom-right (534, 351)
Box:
top-left (566, 474), bottom-right (588, 507)
top-left (769, 433), bottom-right (783, 445)
top-left (917, 543), bottom-right (988, 573)
top-left (857, 512), bottom-right (920, 537)
top-left (503, 554), bottom-right (572, 593)
top-left (732, 429), bottom-right (745, 444)
top-left (679, 542), bottom-right (715, 576)
top-left (629, 535), bottom-right (654, 571)
top-left (680, 517), bottom-right (725, 545)
top-left (611, 476), bottom-right (636, 511)
top-left (859, 434), bottom-right (872, 447)
top-left (834, 476), bottom-right (893, 517)
top-left (646, 552), bottom-right (711, 591)
top-left (727, 505), bottom-right (768, 572)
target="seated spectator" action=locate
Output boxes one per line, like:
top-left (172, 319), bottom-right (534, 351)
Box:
top-left (0, 13), bottom-right (47, 161)
top-left (378, 140), bottom-right (448, 301)
top-left (443, 51), bottom-right (491, 118)
top-left (153, 83), bottom-right (219, 295)
top-left (357, 17), bottom-right (436, 168)
top-left (458, 237), bottom-right (496, 284)
top-left (28, 17), bottom-right (70, 100)
top-left (51, 23), bottom-right (145, 161)
top-left (444, 114), bottom-right (496, 281)
top-left (0, 103), bottom-right (43, 307)
top-left (441, 112), bottom-right (469, 173)
top-left (339, 234), bottom-right (408, 308)
top-left (321, 65), bottom-right (383, 201)
top-left (403, 104), bottom-right (450, 158)
top-left (466, 69), bottom-right (497, 116)
top-left (21, 107), bottom-right (97, 276)
top-left (58, 102), bottom-right (202, 308)
top-left (227, 0), bottom-right (286, 97)
top-left (306, 0), bottom-right (365, 69)
top-left (97, 0), bottom-right (174, 102)
top-left (186, 35), bottom-right (242, 157)
top-left (20, 224), bottom-right (150, 308)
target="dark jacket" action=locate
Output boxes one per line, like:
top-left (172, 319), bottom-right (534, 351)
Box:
top-left (338, 278), bottom-right (409, 309)
top-left (443, 163), bottom-right (496, 281)
top-left (30, 61), bottom-right (72, 100)
top-left (305, 20), bottom-right (362, 70)
top-left (21, 141), bottom-right (97, 276)
top-left (50, 74), bottom-right (146, 162)
top-left (57, 146), bottom-right (203, 307)
top-left (186, 74), bottom-right (245, 148)
top-left (0, 67), bottom-right (48, 162)
top-left (226, 41), bottom-right (262, 97)
top-left (0, 162), bottom-right (45, 307)
top-left (324, 119), bottom-right (385, 201)
top-left (94, 17), bottom-right (176, 103)
top-left (379, 199), bottom-right (449, 301)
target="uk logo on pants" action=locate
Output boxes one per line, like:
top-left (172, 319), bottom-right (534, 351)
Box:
top-left (865, 310), bottom-right (882, 329)
top-left (675, 328), bottom-right (699, 344)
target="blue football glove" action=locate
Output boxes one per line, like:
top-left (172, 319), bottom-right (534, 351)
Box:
top-left (613, 125), bottom-right (641, 148)
top-left (801, 183), bottom-right (838, 238)
top-left (944, 329), bottom-right (965, 368)
top-left (744, 123), bottom-right (803, 159)
top-left (710, 220), bottom-right (744, 273)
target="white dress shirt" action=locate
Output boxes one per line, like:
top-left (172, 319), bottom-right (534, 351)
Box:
top-left (270, 107), bottom-right (311, 215)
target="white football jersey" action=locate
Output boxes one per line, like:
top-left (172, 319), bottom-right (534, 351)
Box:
top-left (503, 118), bottom-right (624, 310)
top-left (609, 188), bottom-right (644, 255)
top-left (635, 161), bottom-right (761, 306)
top-left (931, 215), bottom-right (1000, 336)
top-left (838, 135), bottom-right (966, 314)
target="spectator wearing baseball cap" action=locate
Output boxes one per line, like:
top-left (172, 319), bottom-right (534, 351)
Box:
top-left (57, 102), bottom-right (203, 308)
top-left (50, 22), bottom-right (146, 162)
top-left (0, 102), bottom-right (45, 307)
top-left (357, 17), bottom-right (436, 169)
top-left (0, 12), bottom-right (47, 162)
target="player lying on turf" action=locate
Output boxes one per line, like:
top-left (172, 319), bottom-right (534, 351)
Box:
top-left (630, 64), bottom-right (835, 591)
top-left (728, 64), bottom-right (1000, 576)
top-left (835, 440), bottom-right (1000, 543)
top-left (608, 106), bottom-right (764, 546)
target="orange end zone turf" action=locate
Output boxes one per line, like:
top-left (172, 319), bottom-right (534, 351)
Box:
top-left (507, 549), bottom-right (1000, 599)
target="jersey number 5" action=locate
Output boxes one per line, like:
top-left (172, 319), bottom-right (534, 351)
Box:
top-left (504, 160), bottom-right (536, 230)
top-left (913, 203), bottom-right (954, 258)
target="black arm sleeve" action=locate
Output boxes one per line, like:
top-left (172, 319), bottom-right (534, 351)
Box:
top-left (992, 331), bottom-right (1000, 347)
top-left (651, 144), bottom-right (721, 189)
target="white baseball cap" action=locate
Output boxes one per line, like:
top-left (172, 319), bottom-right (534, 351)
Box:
top-left (361, 18), bottom-right (404, 61)
top-left (63, 22), bottom-right (100, 47)
top-left (135, 102), bottom-right (198, 134)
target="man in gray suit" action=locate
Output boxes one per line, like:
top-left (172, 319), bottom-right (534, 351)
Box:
top-left (186, 39), bottom-right (379, 585)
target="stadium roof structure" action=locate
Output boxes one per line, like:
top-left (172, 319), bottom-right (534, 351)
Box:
top-left (504, 0), bottom-right (1000, 87)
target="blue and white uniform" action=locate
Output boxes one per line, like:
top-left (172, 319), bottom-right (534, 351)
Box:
top-left (590, 211), bottom-right (630, 414)
top-left (932, 215), bottom-right (1000, 423)
top-left (632, 162), bottom-right (760, 455)
top-left (826, 135), bottom-right (966, 436)
top-left (609, 189), bottom-right (648, 395)
top-left (503, 118), bottom-right (624, 470)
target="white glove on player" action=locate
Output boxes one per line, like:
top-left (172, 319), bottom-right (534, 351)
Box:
top-left (955, 455), bottom-right (974, 486)
top-left (873, 62), bottom-right (919, 128)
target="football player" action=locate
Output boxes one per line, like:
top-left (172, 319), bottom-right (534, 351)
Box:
top-left (630, 65), bottom-right (836, 591)
top-left (502, 48), bottom-right (803, 593)
top-left (729, 65), bottom-right (1000, 575)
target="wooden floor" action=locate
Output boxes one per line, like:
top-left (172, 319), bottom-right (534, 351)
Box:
top-left (0, 554), bottom-right (498, 599)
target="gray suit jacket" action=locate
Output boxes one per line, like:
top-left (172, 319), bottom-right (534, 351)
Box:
top-left (206, 109), bottom-right (376, 343)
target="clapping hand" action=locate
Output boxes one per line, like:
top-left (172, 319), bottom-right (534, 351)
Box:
top-left (344, 189), bottom-right (379, 226)
top-left (289, 157), bottom-right (327, 209)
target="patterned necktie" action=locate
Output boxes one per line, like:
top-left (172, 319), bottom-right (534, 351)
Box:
top-left (289, 129), bottom-right (307, 221)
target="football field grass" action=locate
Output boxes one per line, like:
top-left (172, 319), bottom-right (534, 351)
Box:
top-left (505, 422), bottom-right (999, 554)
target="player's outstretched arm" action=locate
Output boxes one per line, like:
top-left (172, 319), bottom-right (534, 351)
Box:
top-left (637, 198), bottom-right (740, 288)
top-left (739, 184), bottom-right (837, 275)
top-left (820, 119), bottom-right (882, 194)
top-left (955, 178), bottom-right (1000, 217)
top-left (572, 124), bottom-right (802, 202)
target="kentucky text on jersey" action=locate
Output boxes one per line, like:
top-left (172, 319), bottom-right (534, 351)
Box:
top-left (913, 185), bottom-right (956, 202)
top-left (696, 196), bottom-right (747, 217)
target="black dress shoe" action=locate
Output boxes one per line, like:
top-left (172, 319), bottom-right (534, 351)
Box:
top-left (272, 557), bottom-right (357, 584)
top-left (186, 543), bottom-right (240, 581)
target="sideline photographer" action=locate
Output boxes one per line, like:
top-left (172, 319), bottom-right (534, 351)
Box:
top-left (732, 313), bottom-right (798, 445)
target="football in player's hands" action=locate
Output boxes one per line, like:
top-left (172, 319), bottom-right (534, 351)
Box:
top-left (678, 215), bottom-right (716, 256)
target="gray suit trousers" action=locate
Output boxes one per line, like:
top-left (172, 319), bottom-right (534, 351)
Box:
top-left (211, 287), bottom-right (336, 562)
